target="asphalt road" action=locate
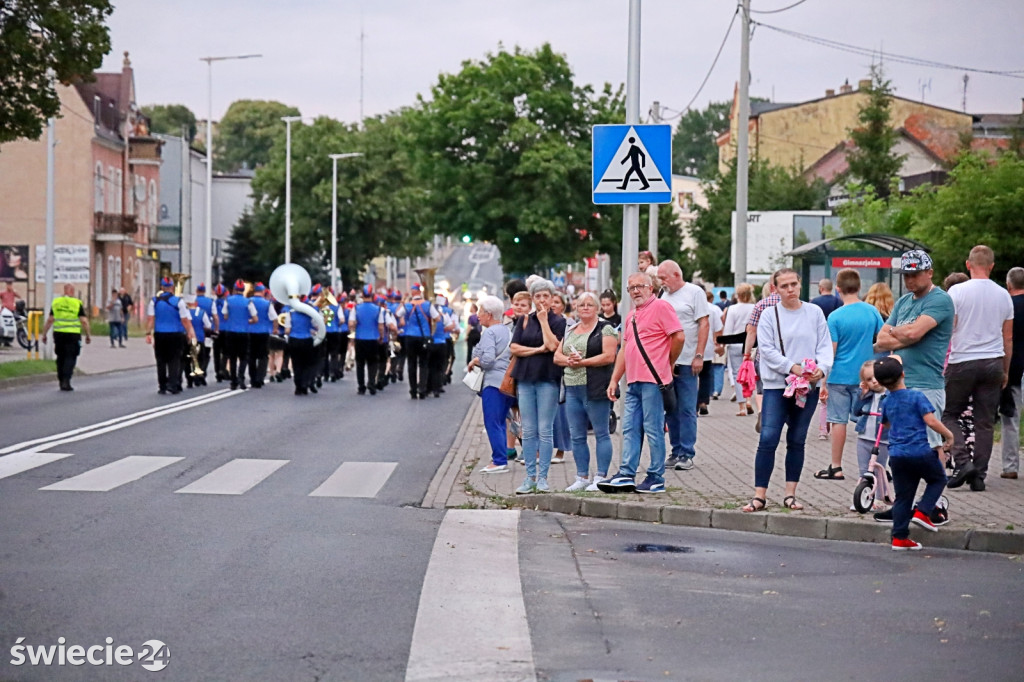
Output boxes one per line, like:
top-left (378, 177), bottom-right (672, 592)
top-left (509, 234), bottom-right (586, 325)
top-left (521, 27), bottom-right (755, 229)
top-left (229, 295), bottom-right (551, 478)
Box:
top-left (437, 244), bottom-right (503, 302)
top-left (2, 364), bottom-right (1022, 681)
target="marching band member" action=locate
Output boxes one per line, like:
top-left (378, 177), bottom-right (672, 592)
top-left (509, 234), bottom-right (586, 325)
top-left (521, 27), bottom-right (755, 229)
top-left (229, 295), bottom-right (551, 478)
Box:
top-left (247, 283), bottom-right (275, 388)
top-left (222, 279), bottom-right (257, 390)
top-left (185, 296), bottom-right (211, 388)
top-left (323, 287), bottom-right (343, 383)
top-left (349, 285), bottom-right (386, 395)
top-left (213, 283), bottom-right (230, 381)
top-left (389, 290), bottom-right (405, 383)
top-left (194, 283), bottom-right (218, 379)
top-left (396, 285), bottom-right (440, 399)
top-left (284, 294), bottom-right (317, 395)
top-left (145, 276), bottom-right (196, 395)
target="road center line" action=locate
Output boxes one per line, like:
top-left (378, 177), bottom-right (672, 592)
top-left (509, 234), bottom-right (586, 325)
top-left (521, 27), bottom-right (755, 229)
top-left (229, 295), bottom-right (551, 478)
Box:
top-left (405, 509), bottom-right (535, 682)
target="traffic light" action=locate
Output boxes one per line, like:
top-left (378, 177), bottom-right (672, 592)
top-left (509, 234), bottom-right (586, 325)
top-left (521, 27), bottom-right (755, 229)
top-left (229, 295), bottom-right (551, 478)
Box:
top-left (513, 237), bottom-right (520, 244)
top-left (461, 235), bottom-right (471, 244)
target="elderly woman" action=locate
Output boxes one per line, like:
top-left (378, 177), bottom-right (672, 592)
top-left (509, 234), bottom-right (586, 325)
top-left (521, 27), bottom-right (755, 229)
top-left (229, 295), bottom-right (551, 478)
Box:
top-left (554, 292), bottom-right (619, 491)
top-left (510, 278), bottom-right (567, 493)
top-left (742, 268), bottom-right (833, 513)
top-left (467, 295), bottom-right (515, 474)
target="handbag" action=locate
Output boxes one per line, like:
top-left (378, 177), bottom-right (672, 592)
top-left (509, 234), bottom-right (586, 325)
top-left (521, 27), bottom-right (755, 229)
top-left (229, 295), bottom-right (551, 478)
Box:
top-left (499, 320), bottom-right (521, 397)
top-left (462, 366), bottom-right (484, 392)
top-left (631, 314), bottom-right (676, 414)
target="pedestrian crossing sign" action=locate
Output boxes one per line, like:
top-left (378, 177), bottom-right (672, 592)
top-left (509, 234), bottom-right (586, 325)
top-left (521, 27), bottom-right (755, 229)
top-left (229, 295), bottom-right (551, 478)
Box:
top-left (592, 124), bottom-right (672, 205)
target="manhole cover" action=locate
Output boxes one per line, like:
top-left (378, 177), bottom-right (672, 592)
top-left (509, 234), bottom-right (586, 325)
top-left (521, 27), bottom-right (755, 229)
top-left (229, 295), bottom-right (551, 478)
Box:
top-left (625, 543), bottom-right (693, 554)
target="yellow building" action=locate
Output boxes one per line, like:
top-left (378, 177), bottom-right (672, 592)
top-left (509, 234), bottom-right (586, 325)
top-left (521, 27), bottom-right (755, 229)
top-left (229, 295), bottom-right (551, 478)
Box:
top-left (717, 79), bottom-right (973, 175)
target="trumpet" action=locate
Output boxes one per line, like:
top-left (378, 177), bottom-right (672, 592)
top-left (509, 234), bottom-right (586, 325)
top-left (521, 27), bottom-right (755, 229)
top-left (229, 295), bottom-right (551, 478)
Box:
top-left (315, 289), bottom-right (338, 327)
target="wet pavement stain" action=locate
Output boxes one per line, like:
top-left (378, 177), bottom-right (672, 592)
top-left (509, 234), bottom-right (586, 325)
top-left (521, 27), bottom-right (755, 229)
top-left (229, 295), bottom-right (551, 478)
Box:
top-left (625, 543), bottom-right (694, 554)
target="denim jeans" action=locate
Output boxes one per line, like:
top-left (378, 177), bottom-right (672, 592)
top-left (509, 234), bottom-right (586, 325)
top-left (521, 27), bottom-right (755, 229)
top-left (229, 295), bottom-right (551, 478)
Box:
top-left (665, 367), bottom-right (698, 459)
top-left (617, 381), bottom-right (667, 483)
top-left (481, 386), bottom-right (515, 466)
top-left (564, 384), bottom-right (613, 479)
top-left (108, 321), bottom-right (123, 345)
top-left (890, 454), bottom-right (947, 540)
top-left (754, 387), bottom-right (820, 488)
top-left (712, 363), bottom-right (725, 395)
top-left (1001, 380), bottom-right (1022, 474)
top-left (517, 379), bottom-right (559, 481)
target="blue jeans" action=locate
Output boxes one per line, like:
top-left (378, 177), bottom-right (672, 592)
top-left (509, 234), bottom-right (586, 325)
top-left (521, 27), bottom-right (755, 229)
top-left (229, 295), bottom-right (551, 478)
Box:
top-left (517, 379), bottom-right (559, 481)
top-left (480, 386), bottom-right (514, 466)
top-left (564, 384), bottom-right (613, 479)
top-left (754, 387), bottom-right (819, 488)
top-left (617, 381), bottom-right (667, 483)
top-left (890, 454), bottom-right (947, 540)
top-left (712, 364), bottom-right (725, 395)
top-left (108, 321), bottom-right (123, 345)
top-left (665, 367), bottom-right (698, 459)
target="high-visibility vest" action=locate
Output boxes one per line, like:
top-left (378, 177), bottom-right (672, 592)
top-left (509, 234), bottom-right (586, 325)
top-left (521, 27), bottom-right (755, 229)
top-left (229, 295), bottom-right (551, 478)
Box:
top-left (51, 296), bottom-right (83, 334)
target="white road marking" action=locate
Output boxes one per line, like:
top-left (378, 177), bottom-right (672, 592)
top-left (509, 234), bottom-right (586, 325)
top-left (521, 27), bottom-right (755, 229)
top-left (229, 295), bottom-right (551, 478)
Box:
top-left (0, 390), bottom-right (230, 455)
top-left (308, 461), bottom-right (397, 498)
top-left (40, 456), bottom-right (182, 492)
top-left (0, 390), bottom-right (241, 455)
top-left (0, 452), bottom-right (74, 480)
top-left (175, 459), bottom-right (288, 495)
top-left (405, 509), bottom-right (535, 682)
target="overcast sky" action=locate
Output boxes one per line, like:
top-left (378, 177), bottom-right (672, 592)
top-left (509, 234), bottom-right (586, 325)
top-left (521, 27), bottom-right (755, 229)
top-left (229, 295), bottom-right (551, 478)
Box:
top-left (102, 0), bottom-right (1024, 124)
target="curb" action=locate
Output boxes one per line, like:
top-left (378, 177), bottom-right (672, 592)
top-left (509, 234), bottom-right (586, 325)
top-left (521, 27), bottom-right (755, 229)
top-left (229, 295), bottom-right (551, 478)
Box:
top-left (504, 492), bottom-right (1024, 555)
top-left (0, 362), bottom-right (151, 391)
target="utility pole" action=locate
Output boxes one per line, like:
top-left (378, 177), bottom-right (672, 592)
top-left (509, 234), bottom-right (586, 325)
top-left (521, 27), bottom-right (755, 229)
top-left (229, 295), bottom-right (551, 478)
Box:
top-left (647, 100), bottom-right (660, 260)
top-left (733, 0), bottom-right (751, 288)
top-left (44, 117), bottom-right (56, 360)
top-left (620, 0), bottom-right (641, 322)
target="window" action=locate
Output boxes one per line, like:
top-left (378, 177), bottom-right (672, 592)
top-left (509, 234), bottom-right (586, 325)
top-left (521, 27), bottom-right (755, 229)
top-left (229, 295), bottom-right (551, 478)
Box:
top-left (114, 257), bottom-right (122, 289)
top-left (94, 163), bottom-right (104, 212)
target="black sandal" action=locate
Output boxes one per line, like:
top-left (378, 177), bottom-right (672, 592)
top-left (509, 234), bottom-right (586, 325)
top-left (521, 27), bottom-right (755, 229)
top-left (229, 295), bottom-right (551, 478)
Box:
top-left (814, 465), bottom-right (845, 480)
top-left (742, 497), bottom-right (767, 513)
top-left (782, 495), bottom-right (804, 510)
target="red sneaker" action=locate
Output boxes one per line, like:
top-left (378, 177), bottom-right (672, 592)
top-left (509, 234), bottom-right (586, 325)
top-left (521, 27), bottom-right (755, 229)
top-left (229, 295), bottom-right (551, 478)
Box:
top-left (892, 537), bottom-right (923, 551)
top-left (911, 509), bottom-right (938, 532)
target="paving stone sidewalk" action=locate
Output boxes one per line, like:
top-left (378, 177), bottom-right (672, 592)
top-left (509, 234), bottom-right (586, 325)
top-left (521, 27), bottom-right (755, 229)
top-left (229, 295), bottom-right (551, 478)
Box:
top-left (428, 395), bottom-right (1024, 554)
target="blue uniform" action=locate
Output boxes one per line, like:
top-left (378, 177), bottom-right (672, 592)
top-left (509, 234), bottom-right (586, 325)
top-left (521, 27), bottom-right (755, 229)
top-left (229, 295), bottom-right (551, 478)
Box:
top-left (196, 295), bottom-right (216, 327)
top-left (250, 297), bottom-right (274, 334)
top-left (188, 309), bottom-right (207, 344)
top-left (354, 302), bottom-right (383, 341)
top-left (222, 294), bottom-right (253, 333)
top-left (153, 294), bottom-right (185, 333)
top-left (403, 301), bottom-right (434, 338)
top-left (288, 306), bottom-right (313, 339)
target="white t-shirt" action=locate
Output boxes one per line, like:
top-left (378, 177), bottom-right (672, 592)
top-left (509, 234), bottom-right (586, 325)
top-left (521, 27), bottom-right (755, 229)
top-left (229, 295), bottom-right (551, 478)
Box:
top-left (660, 282), bottom-right (709, 365)
top-left (704, 302), bottom-right (724, 358)
top-left (948, 278), bottom-right (1014, 363)
top-left (722, 302), bottom-right (754, 336)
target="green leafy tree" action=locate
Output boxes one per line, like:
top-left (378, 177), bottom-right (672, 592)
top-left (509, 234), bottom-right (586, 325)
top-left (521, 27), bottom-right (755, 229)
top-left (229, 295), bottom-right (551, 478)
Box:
top-left (407, 44), bottom-right (625, 274)
top-left (0, 0), bottom-right (113, 144)
top-left (671, 99), bottom-right (764, 179)
top-left (222, 211), bottom-right (275, 284)
top-left (142, 104), bottom-right (197, 142)
top-left (845, 65), bottom-right (906, 200)
top-left (214, 100), bottom-right (300, 172)
top-left (690, 160), bottom-right (828, 284)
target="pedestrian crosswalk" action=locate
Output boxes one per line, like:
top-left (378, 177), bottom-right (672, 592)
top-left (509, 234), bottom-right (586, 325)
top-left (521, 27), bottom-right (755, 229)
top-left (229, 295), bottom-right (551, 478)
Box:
top-left (0, 453), bottom-right (399, 499)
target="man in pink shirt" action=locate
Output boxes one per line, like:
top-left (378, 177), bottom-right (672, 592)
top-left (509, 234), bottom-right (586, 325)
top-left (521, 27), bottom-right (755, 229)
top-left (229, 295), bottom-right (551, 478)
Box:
top-left (599, 272), bottom-right (685, 494)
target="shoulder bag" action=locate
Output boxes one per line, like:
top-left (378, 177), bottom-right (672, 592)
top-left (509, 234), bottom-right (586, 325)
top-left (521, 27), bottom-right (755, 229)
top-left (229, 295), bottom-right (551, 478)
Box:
top-left (499, 317), bottom-right (523, 397)
top-left (463, 330), bottom-right (511, 394)
top-left (632, 313), bottom-right (677, 414)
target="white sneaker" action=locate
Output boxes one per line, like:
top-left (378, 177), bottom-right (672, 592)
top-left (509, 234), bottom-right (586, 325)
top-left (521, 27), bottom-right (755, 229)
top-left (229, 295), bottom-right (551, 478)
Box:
top-left (585, 476), bottom-right (605, 492)
top-left (565, 476), bottom-right (589, 492)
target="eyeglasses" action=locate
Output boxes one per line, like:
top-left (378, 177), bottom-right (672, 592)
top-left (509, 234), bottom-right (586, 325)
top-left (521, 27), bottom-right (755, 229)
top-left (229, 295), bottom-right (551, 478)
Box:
top-left (627, 284), bottom-right (650, 293)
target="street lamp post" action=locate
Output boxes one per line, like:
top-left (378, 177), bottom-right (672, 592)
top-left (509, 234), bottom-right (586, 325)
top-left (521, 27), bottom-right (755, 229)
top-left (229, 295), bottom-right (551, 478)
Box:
top-left (200, 53), bottom-right (261, 288)
top-left (281, 116), bottom-right (303, 264)
top-left (329, 153), bottom-right (363, 292)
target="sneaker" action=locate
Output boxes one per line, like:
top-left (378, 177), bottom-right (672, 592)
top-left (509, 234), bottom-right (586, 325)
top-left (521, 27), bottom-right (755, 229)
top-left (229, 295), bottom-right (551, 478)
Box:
top-left (665, 455), bottom-right (682, 468)
top-left (698, 405), bottom-right (709, 416)
top-left (481, 463), bottom-right (508, 474)
top-left (674, 456), bottom-right (694, 471)
top-left (535, 478), bottom-right (550, 493)
top-left (946, 461), bottom-right (977, 489)
top-left (635, 476), bottom-right (665, 494)
top-left (818, 433), bottom-right (830, 441)
top-left (929, 507), bottom-right (950, 526)
top-left (911, 509), bottom-right (937, 532)
top-left (1001, 471), bottom-right (1018, 479)
top-left (873, 508), bottom-right (893, 523)
top-left (597, 475), bottom-right (636, 493)
top-left (565, 477), bottom-right (589, 492)
top-left (712, 393), bottom-right (720, 400)
top-left (585, 476), bottom-right (605, 492)
top-left (506, 448), bottom-right (519, 462)
top-left (515, 479), bottom-right (536, 495)
top-left (969, 477), bottom-right (986, 492)
top-left (892, 538), bottom-right (923, 551)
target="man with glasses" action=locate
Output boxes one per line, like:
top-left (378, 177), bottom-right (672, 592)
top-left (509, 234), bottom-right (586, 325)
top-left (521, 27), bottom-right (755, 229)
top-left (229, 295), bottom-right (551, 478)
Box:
top-left (598, 273), bottom-right (685, 494)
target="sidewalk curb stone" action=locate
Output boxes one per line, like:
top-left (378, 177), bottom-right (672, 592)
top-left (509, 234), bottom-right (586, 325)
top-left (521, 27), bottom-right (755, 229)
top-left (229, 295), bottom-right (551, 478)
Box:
top-left (766, 514), bottom-right (828, 539)
top-left (712, 509), bottom-right (768, 532)
top-left (580, 498), bottom-right (619, 518)
top-left (662, 507), bottom-right (712, 528)
top-left (617, 502), bottom-right (660, 523)
top-left (967, 529), bottom-right (1024, 554)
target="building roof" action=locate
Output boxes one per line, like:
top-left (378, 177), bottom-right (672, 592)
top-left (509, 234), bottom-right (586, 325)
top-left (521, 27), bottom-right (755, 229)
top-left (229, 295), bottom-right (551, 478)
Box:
top-left (802, 128), bottom-right (947, 184)
top-left (785, 233), bottom-right (929, 257)
top-left (750, 101), bottom-right (796, 116)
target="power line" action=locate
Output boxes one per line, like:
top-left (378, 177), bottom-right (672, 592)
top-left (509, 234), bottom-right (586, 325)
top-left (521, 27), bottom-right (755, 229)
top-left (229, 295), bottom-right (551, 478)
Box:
top-left (753, 21), bottom-right (1024, 80)
top-left (750, 0), bottom-right (810, 15)
top-left (659, 7), bottom-right (740, 121)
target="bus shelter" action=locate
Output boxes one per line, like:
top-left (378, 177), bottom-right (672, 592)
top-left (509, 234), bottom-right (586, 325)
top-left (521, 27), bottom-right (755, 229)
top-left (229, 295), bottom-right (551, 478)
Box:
top-left (784, 233), bottom-right (930, 299)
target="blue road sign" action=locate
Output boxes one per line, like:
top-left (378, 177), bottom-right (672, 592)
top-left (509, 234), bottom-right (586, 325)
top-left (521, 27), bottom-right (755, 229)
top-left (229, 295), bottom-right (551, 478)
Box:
top-left (592, 124), bottom-right (672, 205)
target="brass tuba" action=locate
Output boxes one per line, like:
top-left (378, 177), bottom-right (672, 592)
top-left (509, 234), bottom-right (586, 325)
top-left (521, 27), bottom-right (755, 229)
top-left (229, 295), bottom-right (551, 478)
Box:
top-left (414, 267), bottom-right (437, 298)
top-left (170, 273), bottom-right (203, 378)
top-left (171, 272), bottom-right (190, 297)
top-left (269, 263), bottom-right (326, 346)
top-left (315, 289), bottom-right (338, 327)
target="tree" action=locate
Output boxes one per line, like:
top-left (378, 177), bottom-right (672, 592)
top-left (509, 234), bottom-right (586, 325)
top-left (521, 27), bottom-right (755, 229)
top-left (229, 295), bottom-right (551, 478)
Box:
top-left (0, 0), bottom-right (113, 144)
top-left (671, 99), bottom-right (764, 179)
top-left (689, 160), bottom-right (828, 284)
top-left (222, 211), bottom-right (274, 284)
top-left (845, 65), bottom-right (906, 200)
top-left (214, 100), bottom-right (300, 172)
top-left (142, 104), bottom-right (197, 142)
top-left (407, 44), bottom-right (625, 274)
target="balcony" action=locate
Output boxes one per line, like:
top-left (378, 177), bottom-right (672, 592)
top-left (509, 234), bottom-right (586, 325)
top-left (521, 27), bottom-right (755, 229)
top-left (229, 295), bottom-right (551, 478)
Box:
top-left (94, 212), bottom-right (138, 237)
top-left (129, 136), bottom-right (163, 165)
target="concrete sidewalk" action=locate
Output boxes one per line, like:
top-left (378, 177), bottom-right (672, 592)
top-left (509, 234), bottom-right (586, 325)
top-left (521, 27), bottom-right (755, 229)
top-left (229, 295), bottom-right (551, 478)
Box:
top-left (0, 336), bottom-right (155, 389)
top-left (428, 394), bottom-right (1024, 554)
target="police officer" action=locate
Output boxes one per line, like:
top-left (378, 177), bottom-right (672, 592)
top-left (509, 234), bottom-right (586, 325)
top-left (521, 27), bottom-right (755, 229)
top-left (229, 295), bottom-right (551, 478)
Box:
top-left (221, 279), bottom-right (257, 390)
top-left (349, 284), bottom-right (386, 395)
top-left (284, 296), bottom-right (317, 395)
top-left (185, 295), bottom-right (211, 387)
top-left (396, 285), bottom-right (440, 399)
top-left (145, 276), bottom-right (196, 394)
top-left (41, 283), bottom-right (92, 391)
top-left (247, 282), bottom-right (275, 388)
top-left (212, 283), bottom-right (230, 381)
top-left (194, 283), bottom-right (219, 379)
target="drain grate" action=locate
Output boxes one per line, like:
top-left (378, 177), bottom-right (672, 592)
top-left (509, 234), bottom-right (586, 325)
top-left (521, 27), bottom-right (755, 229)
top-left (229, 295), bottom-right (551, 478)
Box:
top-left (625, 543), bottom-right (694, 554)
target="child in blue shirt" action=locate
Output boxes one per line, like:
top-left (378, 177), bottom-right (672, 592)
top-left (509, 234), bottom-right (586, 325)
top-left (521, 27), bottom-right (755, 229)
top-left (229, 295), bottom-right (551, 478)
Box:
top-left (874, 356), bottom-right (954, 551)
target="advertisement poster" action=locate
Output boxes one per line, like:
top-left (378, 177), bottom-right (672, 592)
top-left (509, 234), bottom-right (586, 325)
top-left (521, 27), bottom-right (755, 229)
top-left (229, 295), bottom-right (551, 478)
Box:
top-left (35, 245), bottom-right (91, 283)
top-left (0, 245), bottom-right (30, 281)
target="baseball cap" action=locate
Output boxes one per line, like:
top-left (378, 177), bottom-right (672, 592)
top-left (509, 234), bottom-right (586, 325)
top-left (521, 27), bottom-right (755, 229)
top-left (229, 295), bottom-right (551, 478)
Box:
top-left (895, 249), bottom-right (934, 274)
top-left (362, 284), bottom-right (374, 298)
top-left (196, 283), bottom-right (206, 292)
top-left (873, 356), bottom-right (904, 386)
top-left (160, 276), bottom-right (173, 288)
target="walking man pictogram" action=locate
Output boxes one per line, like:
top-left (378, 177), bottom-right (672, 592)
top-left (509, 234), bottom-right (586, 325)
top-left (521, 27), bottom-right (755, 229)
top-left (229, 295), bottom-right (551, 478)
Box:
top-left (618, 137), bottom-right (649, 190)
